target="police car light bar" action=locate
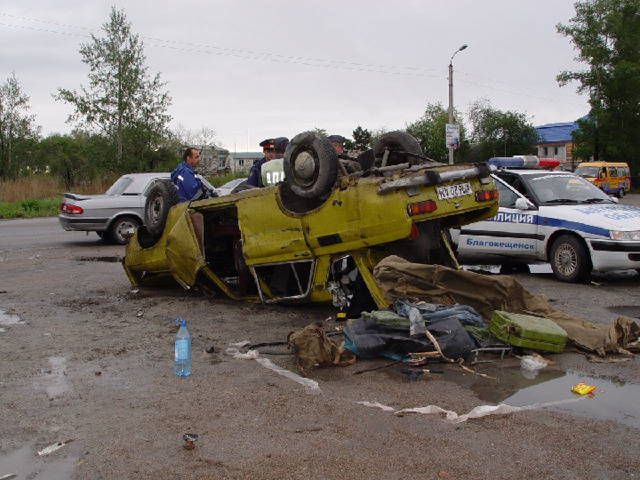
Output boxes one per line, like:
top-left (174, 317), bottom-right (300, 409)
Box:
top-left (488, 156), bottom-right (560, 169)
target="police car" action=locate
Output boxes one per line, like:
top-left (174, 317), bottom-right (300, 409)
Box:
top-left (451, 156), bottom-right (640, 282)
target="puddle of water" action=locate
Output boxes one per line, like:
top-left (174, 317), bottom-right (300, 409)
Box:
top-left (445, 365), bottom-right (640, 429)
top-left (0, 310), bottom-right (25, 326)
top-left (0, 446), bottom-right (78, 480)
top-left (40, 356), bottom-right (72, 399)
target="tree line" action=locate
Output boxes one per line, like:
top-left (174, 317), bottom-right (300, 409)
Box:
top-left (1, 0), bottom-right (638, 188)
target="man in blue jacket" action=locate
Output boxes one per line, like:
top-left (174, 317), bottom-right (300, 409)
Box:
top-left (171, 147), bottom-right (204, 202)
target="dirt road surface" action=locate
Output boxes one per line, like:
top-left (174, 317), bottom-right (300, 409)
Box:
top-left (1, 198), bottom-right (639, 479)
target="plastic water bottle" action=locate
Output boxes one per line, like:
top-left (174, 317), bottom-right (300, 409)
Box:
top-left (174, 318), bottom-right (191, 376)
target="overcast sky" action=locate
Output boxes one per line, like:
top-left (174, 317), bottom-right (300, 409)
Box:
top-left (1, 0), bottom-right (589, 152)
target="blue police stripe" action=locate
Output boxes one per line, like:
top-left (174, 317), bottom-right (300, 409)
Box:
top-left (537, 216), bottom-right (610, 238)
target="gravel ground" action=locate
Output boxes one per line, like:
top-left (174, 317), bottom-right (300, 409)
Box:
top-left (0, 196), bottom-right (639, 479)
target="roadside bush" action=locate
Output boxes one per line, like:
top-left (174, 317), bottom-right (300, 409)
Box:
top-left (0, 198), bottom-right (60, 219)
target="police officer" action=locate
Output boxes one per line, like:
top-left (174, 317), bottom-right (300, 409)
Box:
top-left (171, 147), bottom-right (204, 202)
top-left (328, 134), bottom-right (346, 155)
top-left (247, 138), bottom-right (276, 187)
top-left (274, 137), bottom-right (289, 158)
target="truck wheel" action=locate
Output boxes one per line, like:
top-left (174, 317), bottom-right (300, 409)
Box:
top-left (136, 226), bottom-right (163, 249)
top-left (618, 188), bottom-right (625, 199)
top-left (109, 216), bottom-right (140, 245)
top-left (145, 180), bottom-right (179, 235)
top-left (372, 131), bottom-right (423, 166)
top-left (283, 131), bottom-right (338, 198)
top-left (550, 234), bottom-right (592, 283)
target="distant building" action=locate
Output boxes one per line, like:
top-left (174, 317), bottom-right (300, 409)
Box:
top-left (228, 152), bottom-right (263, 173)
top-left (534, 121), bottom-right (581, 169)
top-left (187, 144), bottom-right (230, 175)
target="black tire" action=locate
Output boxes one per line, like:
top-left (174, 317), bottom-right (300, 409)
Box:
top-left (372, 131), bottom-right (423, 166)
top-left (136, 225), bottom-right (163, 249)
top-left (618, 188), bottom-right (625, 199)
top-left (549, 234), bottom-right (592, 283)
top-left (108, 216), bottom-right (140, 245)
top-left (145, 180), bottom-right (179, 235)
top-left (283, 131), bottom-right (338, 198)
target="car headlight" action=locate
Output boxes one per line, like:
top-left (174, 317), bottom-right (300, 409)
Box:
top-left (610, 230), bottom-right (640, 240)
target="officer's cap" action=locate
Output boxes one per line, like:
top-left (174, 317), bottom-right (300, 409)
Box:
top-left (328, 135), bottom-right (346, 145)
top-left (260, 138), bottom-right (276, 149)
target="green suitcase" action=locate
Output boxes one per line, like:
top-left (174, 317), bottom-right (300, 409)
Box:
top-left (489, 310), bottom-right (568, 353)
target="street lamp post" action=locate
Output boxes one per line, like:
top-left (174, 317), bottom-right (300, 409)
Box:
top-left (448, 44), bottom-right (467, 165)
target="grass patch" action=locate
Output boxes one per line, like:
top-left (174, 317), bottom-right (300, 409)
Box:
top-left (210, 172), bottom-right (248, 187)
top-left (0, 198), bottom-right (61, 219)
top-left (0, 172), bottom-right (249, 220)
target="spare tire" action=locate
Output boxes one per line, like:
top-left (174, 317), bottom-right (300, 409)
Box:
top-left (283, 131), bottom-right (338, 198)
top-left (372, 131), bottom-right (423, 166)
top-left (144, 180), bottom-right (179, 235)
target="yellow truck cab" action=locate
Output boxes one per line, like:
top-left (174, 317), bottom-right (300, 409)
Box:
top-left (574, 162), bottom-right (631, 198)
top-left (123, 131), bottom-right (499, 309)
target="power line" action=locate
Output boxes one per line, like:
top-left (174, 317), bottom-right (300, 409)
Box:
top-left (456, 75), bottom-right (585, 107)
top-left (0, 11), bottom-right (587, 106)
top-left (0, 13), bottom-right (440, 77)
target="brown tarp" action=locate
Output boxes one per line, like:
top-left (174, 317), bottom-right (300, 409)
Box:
top-left (372, 256), bottom-right (640, 356)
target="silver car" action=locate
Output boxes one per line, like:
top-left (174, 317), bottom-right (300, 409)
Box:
top-left (59, 173), bottom-right (170, 244)
top-left (216, 177), bottom-right (251, 196)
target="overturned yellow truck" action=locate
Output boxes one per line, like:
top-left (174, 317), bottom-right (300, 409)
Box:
top-left (122, 131), bottom-right (499, 308)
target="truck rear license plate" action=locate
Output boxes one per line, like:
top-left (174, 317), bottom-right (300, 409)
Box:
top-left (436, 182), bottom-right (472, 200)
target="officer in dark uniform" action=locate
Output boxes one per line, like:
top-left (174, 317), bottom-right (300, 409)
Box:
top-left (328, 134), bottom-right (346, 154)
top-left (247, 138), bottom-right (276, 187)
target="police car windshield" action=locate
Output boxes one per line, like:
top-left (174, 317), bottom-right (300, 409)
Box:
top-left (524, 173), bottom-right (614, 205)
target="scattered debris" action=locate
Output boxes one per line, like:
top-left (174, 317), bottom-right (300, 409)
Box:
top-left (571, 381), bottom-right (596, 396)
top-left (520, 354), bottom-right (553, 377)
top-left (37, 439), bottom-right (74, 456)
top-left (586, 354), bottom-right (632, 363)
top-left (399, 368), bottom-right (423, 382)
top-left (457, 360), bottom-right (498, 381)
top-left (183, 433), bottom-right (198, 450)
top-left (422, 369), bottom-right (444, 374)
top-left (226, 347), bottom-right (321, 394)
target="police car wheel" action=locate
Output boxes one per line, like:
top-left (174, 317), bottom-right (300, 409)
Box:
top-left (550, 234), bottom-right (592, 283)
top-left (283, 131), bottom-right (338, 198)
top-left (145, 180), bottom-right (179, 235)
top-left (372, 131), bottom-right (423, 166)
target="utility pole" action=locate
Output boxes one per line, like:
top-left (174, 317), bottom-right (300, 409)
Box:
top-left (448, 44), bottom-right (468, 165)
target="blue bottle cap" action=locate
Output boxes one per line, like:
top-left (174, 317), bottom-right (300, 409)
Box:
top-left (175, 318), bottom-right (187, 327)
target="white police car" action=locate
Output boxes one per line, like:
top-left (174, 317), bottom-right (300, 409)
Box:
top-left (451, 158), bottom-right (640, 282)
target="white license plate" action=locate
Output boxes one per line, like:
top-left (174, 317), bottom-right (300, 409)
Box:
top-left (436, 182), bottom-right (472, 200)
